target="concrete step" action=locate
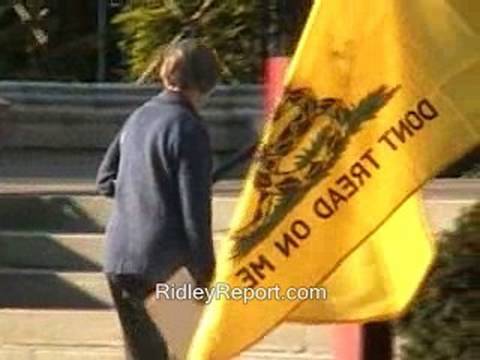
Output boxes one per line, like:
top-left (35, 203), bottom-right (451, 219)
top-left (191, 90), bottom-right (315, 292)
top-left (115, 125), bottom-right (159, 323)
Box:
top-left (236, 354), bottom-right (330, 360)
top-left (0, 148), bottom-right (249, 179)
top-left (0, 149), bottom-right (105, 179)
top-left (0, 309), bottom-right (332, 359)
top-left (0, 309), bottom-right (122, 346)
top-left (0, 231), bottom-right (226, 271)
top-left (0, 347), bottom-right (332, 360)
top-left (0, 228), bottom-right (225, 307)
top-left (0, 178), bottom-right (242, 196)
top-left (0, 345), bottom-right (123, 360)
top-left (0, 194), bottom-right (110, 233)
top-left (0, 82), bottom-right (261, 103)
top-left (420, 179), bottom-right (480, 232)
top-left (0, 83), bottom-right (261, 181)
top-left (0, 232), bottom-right (103, 271)
top-left (0, 270), bottom-right (112, 309)
top-left (0, 193), bottom-right (238, 233)
top-left (2, 106), bottom-right (258, 151)
top-left (0, 348), bottom-right (332, 360)
top-left (0, 179), bottom-right (478, 234)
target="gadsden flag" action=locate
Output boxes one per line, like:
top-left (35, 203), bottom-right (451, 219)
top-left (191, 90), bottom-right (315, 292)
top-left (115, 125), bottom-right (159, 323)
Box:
top-left (188, 0), bottom-right (480, 358)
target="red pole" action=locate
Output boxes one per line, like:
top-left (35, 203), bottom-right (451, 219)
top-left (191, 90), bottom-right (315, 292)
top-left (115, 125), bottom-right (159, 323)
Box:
top-left (332, 323), bottom-right (393, 359)
top-left (263, 56), bottom-right (290, 114)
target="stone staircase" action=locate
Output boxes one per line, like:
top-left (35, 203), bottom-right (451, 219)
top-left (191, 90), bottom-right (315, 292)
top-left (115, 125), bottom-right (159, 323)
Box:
top-left (1, 179), bottom-right (478, 359)
top-left (0, 179), bottom-right (333, 360)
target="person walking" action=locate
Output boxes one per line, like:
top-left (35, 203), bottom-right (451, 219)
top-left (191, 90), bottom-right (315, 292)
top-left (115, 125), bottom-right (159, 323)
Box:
top-left (96, 39), bottom-right (220, 360)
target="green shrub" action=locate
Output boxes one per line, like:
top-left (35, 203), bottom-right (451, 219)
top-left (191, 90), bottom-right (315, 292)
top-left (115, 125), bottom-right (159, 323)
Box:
top-left (461, 164), bottom-right (480, 178)
top-left (395, 202), bottom-right (480, 359)
top-left (112, 0), bottom-right (261, 83)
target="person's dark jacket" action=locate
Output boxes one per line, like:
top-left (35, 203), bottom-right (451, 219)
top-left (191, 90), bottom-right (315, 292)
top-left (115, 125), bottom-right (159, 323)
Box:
top-left (96, 90), bottom-right (215, 287)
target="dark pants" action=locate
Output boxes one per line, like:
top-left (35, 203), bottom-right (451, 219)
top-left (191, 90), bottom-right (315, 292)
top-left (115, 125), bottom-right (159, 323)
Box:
top-left (107, 274), bottom-right (170, 360)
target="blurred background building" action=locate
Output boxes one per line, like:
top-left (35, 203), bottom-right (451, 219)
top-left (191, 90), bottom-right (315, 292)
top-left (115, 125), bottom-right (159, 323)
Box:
top-left (0, 0), bottom-right (476, 175)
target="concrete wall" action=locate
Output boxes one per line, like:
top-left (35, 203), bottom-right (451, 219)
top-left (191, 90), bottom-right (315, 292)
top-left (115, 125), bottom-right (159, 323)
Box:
top-left (0, 82), bottom-right (263, 179)
top-left (1, 81), bottom-right (477, 179)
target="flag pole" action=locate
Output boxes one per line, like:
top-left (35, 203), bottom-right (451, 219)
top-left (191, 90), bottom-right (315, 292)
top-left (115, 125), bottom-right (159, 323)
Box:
top-left (362, 323), bottom-right (393, 360)
top-left (96, 0), bottom-right (107, 82)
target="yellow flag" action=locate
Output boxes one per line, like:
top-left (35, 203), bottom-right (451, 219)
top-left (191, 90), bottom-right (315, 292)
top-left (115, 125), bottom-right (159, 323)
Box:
top-left (286, 194), bottom-right (435, 323)
top-left (188, 0), bottom-right (480, 358)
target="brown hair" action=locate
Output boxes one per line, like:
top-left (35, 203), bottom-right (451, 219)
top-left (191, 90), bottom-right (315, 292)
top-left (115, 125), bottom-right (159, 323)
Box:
top-left (159, 39), bottom-right (220, 94)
